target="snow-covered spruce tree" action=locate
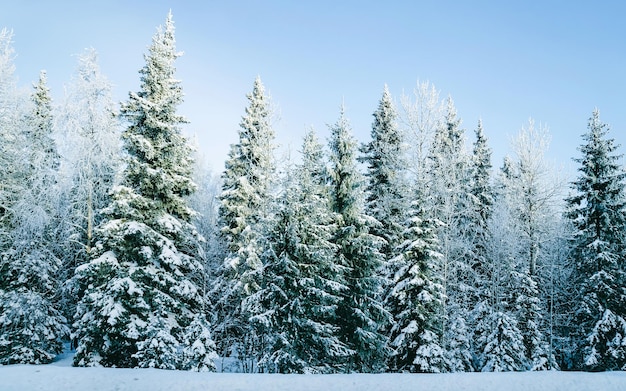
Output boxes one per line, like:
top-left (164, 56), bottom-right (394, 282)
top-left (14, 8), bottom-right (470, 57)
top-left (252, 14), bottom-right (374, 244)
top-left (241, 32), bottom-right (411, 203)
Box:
top-left (249, 129), bottom-right (350, 373)
top-left (386, 199), bottom-right (446, 373)
top-left (566, 109), bottom-right (626, 371)
top-left (467, 120), bottom-right (494, 290)
top-left (214, 76), bottom-right (275, 371)
top-left (359, 85), bottom-right (407, 276)
top-left (426, 97), bottom-right (474, 370)
top-left (56, 48), bottom-right (121, 319)
top-left (328, 107), bottom-right (387, 373)
top-left (513, 270), bottom-right (555, 370)
top-left (0, 71), bottom-right (69, 364)
top-left (460, 120), bottom-right (495, 372)
top-left (72, 13), bottom-right (216, 369)
top-left (475, 309), bottom-right (526, 372)
top-left (181, 314), bottom-right (218, 371)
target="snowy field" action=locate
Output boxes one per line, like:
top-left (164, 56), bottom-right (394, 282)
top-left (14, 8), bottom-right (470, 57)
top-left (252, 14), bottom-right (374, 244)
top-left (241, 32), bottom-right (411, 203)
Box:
top-left (2, 351), bottom-right (626, 391)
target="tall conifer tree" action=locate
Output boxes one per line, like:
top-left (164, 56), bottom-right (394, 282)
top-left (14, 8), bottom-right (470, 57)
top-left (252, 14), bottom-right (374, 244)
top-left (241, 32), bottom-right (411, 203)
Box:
top-left (468, 120), bottom-right (493, 284)
top-left (567, 109), bottom-right (626, 371)
top-left (328, 107), bottom-right (387, 372)
top-left (427, 97), bottom-right (473, 369)
top-left (360, 85), bottom-right (407, 271)
top-left (250, 129), bottom-right (349, 373)
top-left (214, 76), bottom-right (275, 370)
top-left (72, 13), bottom-right (216, 370)
top-left (386, 200), bottom-right (446, 373)
top-left (0, 71), bottom-right (68, 364)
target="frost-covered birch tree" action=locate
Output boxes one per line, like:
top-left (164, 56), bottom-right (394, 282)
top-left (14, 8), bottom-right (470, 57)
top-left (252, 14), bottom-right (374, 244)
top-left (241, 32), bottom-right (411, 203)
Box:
top-left (188, 158), bottom-right (223, 317)
top-left (57, 48), bottom-right (121, 271)
top-left (506, 120), bottom-right (561, 370)
top-left (477, 121), bottom-right (561, 371)
top-left (56, 49), bottom-right (121, 320)
top-left (0, 28), bottom-right (23, 253)
top-left (399, 80), bottom-right (443, 189)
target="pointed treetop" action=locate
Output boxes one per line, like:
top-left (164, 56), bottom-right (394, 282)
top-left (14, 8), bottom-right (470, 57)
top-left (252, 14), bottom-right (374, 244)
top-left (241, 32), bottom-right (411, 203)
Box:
top-left (301, 127), bottom-right (323, 162)
top-left (30, 70), bottom-right (53, 134)
top-left (382, 83), bottom-right (391, 99)
top-left (33, 70), bottom-right (50, 98)
top-left (473, 119), bottom-right (490, 155)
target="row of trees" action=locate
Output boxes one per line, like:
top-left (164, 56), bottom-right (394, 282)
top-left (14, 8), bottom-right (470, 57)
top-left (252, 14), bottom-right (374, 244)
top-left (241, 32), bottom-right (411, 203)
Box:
top-left (1, 14), bottom-right (625, 373)
top-left (211, 76), bottom-right (626, 373)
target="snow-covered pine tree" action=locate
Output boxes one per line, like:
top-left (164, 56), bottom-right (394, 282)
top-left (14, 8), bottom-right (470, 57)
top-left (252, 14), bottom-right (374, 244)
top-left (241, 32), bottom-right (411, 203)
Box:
top-left (467, 120), bottom-right (494, 292)
top-left (446, 312), bottom-right (473, 372)
top-left (181, 314), bottom-right (219, 371)
top-left (475, 309), bottom-right (526, 372)
top-left (0, 71), bottom-right (68, 364)
top-left (461, 120), bottom-right (495, 372)
top-left (566, 109), bottom-right (626, 371)
top-left (56, 48), bottom-right (121, 320)
top-left (513, 270), bottom-right (555, 370)
top-left (386, 199), bottom-right (446, 373)
top-left (293, 129), bottom-right (352, 372)
top-left (360, 85), bottom-right (407, 277)
top-left (426, 97), bottom-right (474, 370)
top-left (214, 76), bottom-right (276, 371)
top-left (72, 12), bottom-right (216, 369)
top-left (249, 129), bottom-right (350, 373)
top-left (328, 107), bottom-right (387, 373)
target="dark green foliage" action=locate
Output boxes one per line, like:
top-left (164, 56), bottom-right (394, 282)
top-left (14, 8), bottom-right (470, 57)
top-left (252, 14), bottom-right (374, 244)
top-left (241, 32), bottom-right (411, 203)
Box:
top-left (360, 85), bottom-right (407, 263)
top-left (251, 130), bottom-right (350, 373)
top-left (566, 109), bottom-right (626, 370)
top-left (72, 13), bottom-right (215, 369)
top-left (329, 108), bottom-right (388, 372)
top-left (386, 200), bottom-right (446, 373)
top-left (213, 76), bottom-right (275, 370)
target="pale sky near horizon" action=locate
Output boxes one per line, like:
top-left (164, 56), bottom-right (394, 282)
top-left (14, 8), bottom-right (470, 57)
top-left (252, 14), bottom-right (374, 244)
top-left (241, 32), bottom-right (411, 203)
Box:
top-left (2, 1), bottom-right (625, 178)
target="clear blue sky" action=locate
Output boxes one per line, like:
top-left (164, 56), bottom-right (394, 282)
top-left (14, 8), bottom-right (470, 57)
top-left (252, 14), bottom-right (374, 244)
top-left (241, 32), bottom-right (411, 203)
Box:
top-left (2, 1), bottom-right (625, 175)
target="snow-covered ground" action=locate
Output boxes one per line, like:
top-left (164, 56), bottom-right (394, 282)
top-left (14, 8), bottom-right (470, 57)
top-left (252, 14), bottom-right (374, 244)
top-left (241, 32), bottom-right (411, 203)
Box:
top-left (2, 351), bottom-right (626, 391)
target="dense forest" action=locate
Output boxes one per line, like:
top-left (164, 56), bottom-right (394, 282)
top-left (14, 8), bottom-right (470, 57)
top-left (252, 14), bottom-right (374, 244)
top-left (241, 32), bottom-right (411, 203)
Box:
top-left (1, 13), bottom-right (625, 374)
